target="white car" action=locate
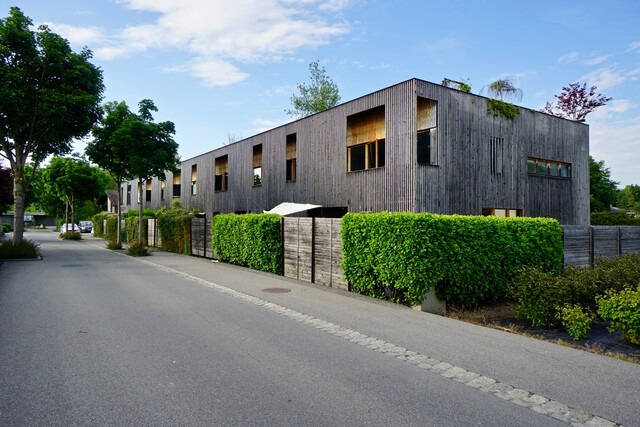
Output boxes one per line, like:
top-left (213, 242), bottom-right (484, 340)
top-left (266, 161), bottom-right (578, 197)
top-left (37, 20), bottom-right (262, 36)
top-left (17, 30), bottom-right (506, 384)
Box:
top-left (59, 223), bottom-right (80, 234)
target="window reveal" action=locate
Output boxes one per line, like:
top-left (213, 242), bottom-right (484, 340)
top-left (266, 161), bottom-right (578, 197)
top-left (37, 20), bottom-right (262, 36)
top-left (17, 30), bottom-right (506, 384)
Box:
top-left (161, 180), bottom-right (165, 200)
top-left (191, 165), bottom-right (197, 195)
top-left (253, 144), bottom-right (262, 186)
top-left (215, 155), bottom-right (228, 191)
top-left (417, 97), bottom-right (437, 165)
top-left (346, 106), bottom-right (385, 172)
top-left (173, 170), bottom-right (181, 198)
top-left (146, 180), bottom-right (152, 202)
top-left (482, 208), bottom-right (522, 217)
top-left (286, 133), bottom-right (296, 181)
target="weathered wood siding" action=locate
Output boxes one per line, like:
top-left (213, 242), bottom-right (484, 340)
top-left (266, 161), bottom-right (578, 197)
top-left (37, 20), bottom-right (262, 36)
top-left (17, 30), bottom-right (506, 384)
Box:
top-left (563, 225), bottom-right (640, 266)
top-left (283, 217), bottom-right (346, 289)
top-left (123, 78), bottom-right (588, 226)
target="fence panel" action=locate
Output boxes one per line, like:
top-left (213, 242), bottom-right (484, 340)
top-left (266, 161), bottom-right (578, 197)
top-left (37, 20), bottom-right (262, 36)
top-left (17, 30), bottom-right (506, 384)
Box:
top-left (621, 226), bottom-right (640, 255)
top-left (190, 216), bottom-right (214, 258)
top-left (563, 225), bottom-right (640, 266)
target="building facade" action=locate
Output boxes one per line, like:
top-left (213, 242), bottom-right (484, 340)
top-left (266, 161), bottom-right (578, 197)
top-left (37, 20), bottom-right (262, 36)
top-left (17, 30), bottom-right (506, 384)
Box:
top-left (122, 78), bottom-right (590, 225)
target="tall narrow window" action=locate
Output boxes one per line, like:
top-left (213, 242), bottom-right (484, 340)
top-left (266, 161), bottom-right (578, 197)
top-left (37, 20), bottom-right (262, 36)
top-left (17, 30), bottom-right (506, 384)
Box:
top-left (173, 170), bottom-right (181, 198)
top-left (253, 144), bottom-right (262, 186)
top-left (146, 180), bottom-right (152, 202)
top-left (347, 106), bottom-right (385, 172)
top-left (161, 180), bottom-right (166, 200)
top-left (417, 97), bottom-right (437, 165)
top-left (126, 184), bottom-right (131, 205)
top-left (490, 136), bottom-right (503, 174)
top-left (215, 155), bottom-right (228, 191)
top-left (286, 133), bottom-right (296, 182)
top-left (191, 164), bottom-right (197, 195)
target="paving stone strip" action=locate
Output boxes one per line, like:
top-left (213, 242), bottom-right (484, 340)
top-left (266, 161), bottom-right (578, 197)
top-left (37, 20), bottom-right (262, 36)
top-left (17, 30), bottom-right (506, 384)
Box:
top-left (98, 245), bottom-right (622, 427)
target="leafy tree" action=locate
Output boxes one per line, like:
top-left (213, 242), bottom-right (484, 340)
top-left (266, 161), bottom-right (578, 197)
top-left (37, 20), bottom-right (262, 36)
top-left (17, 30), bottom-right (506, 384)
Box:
top-left (41, 157), bottom-right (109, 230)
top-left (122, 99), bottom-right (179, 247)
top-left (0, 7), bottom-right (104, 243)
top-left (0, 163), bottom-right (12, 214)
top-left (286, 61), bottom-right (341, 118)
top-left (441, 78), bottom-right (472, 93)
top-left (589, 156), bottom-right (618, 212)
top-left (87, 101), bottom-right (136, 244)
top-left (481, 76), bottom-right (522, 102)
top-left (542, 82), bottom-right (612, 122)
top-left (617, 185), bottom-right (640, 211)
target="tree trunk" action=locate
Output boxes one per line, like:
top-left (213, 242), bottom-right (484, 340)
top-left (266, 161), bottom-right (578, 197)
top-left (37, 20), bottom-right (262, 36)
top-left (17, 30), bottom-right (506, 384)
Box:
top-left (64, 198), bottom-right (69, 232)
top-left (116, 179), bottom-right (122, 244)
top-left (71, 194), bottom-right (75, 233)
top-left (12, 157), bottom-right (26, 244)
top-left (138, 177), bottom-right (144, 246)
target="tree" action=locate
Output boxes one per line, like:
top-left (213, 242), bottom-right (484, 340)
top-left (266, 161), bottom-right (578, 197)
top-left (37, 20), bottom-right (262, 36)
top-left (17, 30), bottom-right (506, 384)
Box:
top-left (0, 7), bottom-right (104, 244)
top-left (542, 82), bottom-right (612, 122)
top-left (441, 78), bottom-right (472, 93)
top-left (0, 164), bottom-right (12, 214)
top-left (617, 185), bottom-right (640, 211)
top-left (286, 61), bottom-right (341, 118)
top-left (87, 101), bottom-right (136, 244)
top-left (481, 76), bottom-right (522, 102)
top-left (589, 156), bottom-right (618, 212)
top-left (41, 157), bottom-right (108, 231)
top-left (123, 99), bottom-right (179, 247)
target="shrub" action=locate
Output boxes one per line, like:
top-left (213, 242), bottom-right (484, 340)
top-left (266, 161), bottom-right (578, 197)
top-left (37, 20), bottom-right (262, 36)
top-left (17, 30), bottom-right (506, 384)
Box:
top-left (591, 210), bottom-right (640, 226)
top-left (91, 213), bottom-right (111, 237)
top-left (124, 215), bottom-right (152, 246)
top-left (105, 216), bottom-right (126, 242)
top-left (2, 223), bottom-right (12, 233)
top-left (106, 240), bottom-right (122, 250)
top-left (211, 213), bottom-right (282, 275)
top-left (341, 212), bottom-right (563, 307)
top-left (597, 286), bottom-right (640, 345)
top-left (509, 267), bottom-right (569, 327)
top-left (127, 243), bottom-right (150, 257)
top-left (592, 254), bottom-right (640, 294)
top-left (157, 207), bottom-right (192, 254)
top-left (559, 304), bottom-right (595, 340)
top-left (60, 232), bottom-right (82, 240)
top-left (0, 239), bottom-right (40, 259)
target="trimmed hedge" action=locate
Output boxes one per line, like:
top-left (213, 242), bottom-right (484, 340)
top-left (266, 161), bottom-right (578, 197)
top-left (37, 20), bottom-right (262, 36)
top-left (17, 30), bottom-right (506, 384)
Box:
top-left (105, 216), bottom-right (123, 242)
top-left (91, 213), bottom-right (111, 237)
top-left (211, 213), bottom-right (282, 275)
top-left (341, 212), bottom-right (563, 307)
top-left (591, 210), bottom-right (640, 225)
top-left (157, 209), bottom-right (192, 255)
top-left (125, 215), bottom-right (152, 245)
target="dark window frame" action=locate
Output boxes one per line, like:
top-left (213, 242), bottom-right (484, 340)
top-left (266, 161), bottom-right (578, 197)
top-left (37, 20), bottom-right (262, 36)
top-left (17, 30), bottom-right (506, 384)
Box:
top-left (348, 138), bottom-right (385, 172)
top-left (527, 157), bottom-right (571, 179)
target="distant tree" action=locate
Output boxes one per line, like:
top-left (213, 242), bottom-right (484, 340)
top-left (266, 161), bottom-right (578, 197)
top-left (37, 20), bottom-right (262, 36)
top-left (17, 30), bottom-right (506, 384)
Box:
top-left (0, 164), bottom-right (12, 214)
top-left (481, 76), bottom-right (522, 102)
top-left (0, 7), bottom-right (104, 244)
top-left (542, 82), bottom-right (612, 122)
top-left (617, 185), bottom-right (640, 211)
top-left (42, 157), bottom-right (109, 231)
top-left (589, 156), bottom-right (618, 212)
top-left (441, 78), bottom-right (472, 93)
top-left (87, 101), bottom-right (136, 244)
top-left (124, 99), bottom-right (179, 247)
top-left (225, 132), bottom-right (243, 145)
top-left (286, 61), bottom-right (341, 118)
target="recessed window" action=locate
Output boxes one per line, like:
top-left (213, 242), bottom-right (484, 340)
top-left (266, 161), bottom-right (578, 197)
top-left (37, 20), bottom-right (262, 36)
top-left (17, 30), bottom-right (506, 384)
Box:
top-left (528, 157), bottom-right (571, 178)
top-left (161, 180), bottom-right (165, 200)
top-left (173, 170), bottom-right (181, 198)
top-left (482, 208), bottom-right (522, 217)
top-left (215, 155), bottom-right (228, 192)
top-left (417, 97), bottom-right (437, 165)
top-left (191, 164), bottom-right (197, 195)
top-left (347, 106), bottom-right (385, 172)
top-left (490, 136), bottom-right (503, 174)
top-left (253, 144), bottom-right (262, 186)
top-left (146, 180), bottom-right (152, 202)
top-left (126, 184), bottom-right (131, 205)
top-left (286, 133), bottom-right (296, 182)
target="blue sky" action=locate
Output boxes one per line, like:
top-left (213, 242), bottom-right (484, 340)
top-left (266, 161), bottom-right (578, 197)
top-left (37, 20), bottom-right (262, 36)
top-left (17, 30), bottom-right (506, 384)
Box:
top-left (5, 0), bottom-right (640, 186)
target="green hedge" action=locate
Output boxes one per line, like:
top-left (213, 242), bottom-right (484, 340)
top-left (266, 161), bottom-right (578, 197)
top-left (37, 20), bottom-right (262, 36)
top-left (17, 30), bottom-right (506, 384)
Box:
top-left (105, 216), bottom-right (124, 242)
top-left (124, 215), bottom-right (152, 245)
top-left (91, 213), bottom-right (111, 237)
top-left (211, 213), bottom-right (282, 275)
top-left (341, 212), bottom-right (563, 307)
top-left (157, 209), bottom-right (192, 255)
top-left (591, 210), bottom-right (640, 225)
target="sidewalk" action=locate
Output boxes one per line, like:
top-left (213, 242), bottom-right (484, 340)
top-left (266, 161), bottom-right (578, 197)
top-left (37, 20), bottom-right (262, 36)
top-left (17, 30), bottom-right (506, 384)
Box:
top-left (81, 234), bottom-right (640, 427)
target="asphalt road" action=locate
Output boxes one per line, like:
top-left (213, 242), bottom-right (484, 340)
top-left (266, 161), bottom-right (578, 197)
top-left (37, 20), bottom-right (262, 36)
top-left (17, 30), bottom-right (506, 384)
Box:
top-left (1, 230), bottom-right (638, 426)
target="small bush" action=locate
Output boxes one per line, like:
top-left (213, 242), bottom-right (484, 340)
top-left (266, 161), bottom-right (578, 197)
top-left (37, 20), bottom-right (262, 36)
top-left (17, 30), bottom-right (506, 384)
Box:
top-left (92, 213), bottom-right (111, 237)
top-left (559, 304), bottom-right (595, 340)
top-left (127, 243), bottom-right (150, 257)
top-left (597, 286), bottom-right (640, 345)
top-left (157, 207), bottom-right (192, 254)
top-left (510, 267), bottom-right (569, 327)
top-left (0, 239), bottom-right (39, 259)
top-left (106, 240), bottom-right (122, 250)
top-left (2, 223), bottom-right (12, 233)
top-left (60, 232), bottom-right (82, 240)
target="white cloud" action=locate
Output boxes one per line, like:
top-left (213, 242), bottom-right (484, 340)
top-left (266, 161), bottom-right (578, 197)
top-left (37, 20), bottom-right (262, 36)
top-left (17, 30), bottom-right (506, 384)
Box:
top-left (625, 41), bottom-right (640, 53)
top-left (252, 117), bottom-right (283, 133)
top-left (583, 55), bottom-right (608, 66)
top-left (588, 99), bottom-right (634, 120)
top-left (64, 1), bottom-right (351, 87)
top-left (581, 66), bottom-right (626, 90)
top-left (558, 51), bottom-right (579, 64)
top-left (40, 22), bottom-right (106, 46)
top-left (590, 116), bottom-right (640, 186)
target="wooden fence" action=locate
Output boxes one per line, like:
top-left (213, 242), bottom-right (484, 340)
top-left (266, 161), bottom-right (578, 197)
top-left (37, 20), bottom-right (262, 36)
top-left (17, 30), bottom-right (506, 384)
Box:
top-left (563, 225), bottom-right (640, 266)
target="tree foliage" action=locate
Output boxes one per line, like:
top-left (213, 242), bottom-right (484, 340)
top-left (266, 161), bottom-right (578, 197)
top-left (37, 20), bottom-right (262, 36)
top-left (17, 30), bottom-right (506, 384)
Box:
top-left (286, 61), bottom-right (341, 118)
top-left (542, 82), bottom-right (612, 122)
top-left (441, 78), bottom-right (472, 93)
top-left (481, 76), bottom-right (522, 102)
top-left (0, 164), bottom-right (12, 213)
top-left (0, 7), bottom-right (104, 243)
top-left (589, 156), bottom-right (618, 212)
top-left (617, 185), bottom-right (640, 212)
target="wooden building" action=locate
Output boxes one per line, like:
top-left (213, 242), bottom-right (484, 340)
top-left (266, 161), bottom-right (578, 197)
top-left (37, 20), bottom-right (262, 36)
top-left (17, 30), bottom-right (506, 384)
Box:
top-left (122, 78), bottom-right (589, 225)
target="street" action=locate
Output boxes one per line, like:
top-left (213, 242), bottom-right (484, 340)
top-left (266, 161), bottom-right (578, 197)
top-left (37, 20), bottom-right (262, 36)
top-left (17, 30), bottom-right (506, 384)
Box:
top-left (1, 230), bottom-right (638, 426)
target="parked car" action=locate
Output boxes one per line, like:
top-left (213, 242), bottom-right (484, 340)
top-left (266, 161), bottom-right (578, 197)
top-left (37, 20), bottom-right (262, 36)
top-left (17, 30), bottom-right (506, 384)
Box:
top-left (79, 221), bottom-right (93, 233)
top-left (59, 223), bottom-right (80, 234)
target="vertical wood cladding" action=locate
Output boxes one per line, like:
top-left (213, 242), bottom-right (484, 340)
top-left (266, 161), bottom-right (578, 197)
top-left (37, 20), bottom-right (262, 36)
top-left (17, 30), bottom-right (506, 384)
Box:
top-left (125, 78), bottom-right (588, 225)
